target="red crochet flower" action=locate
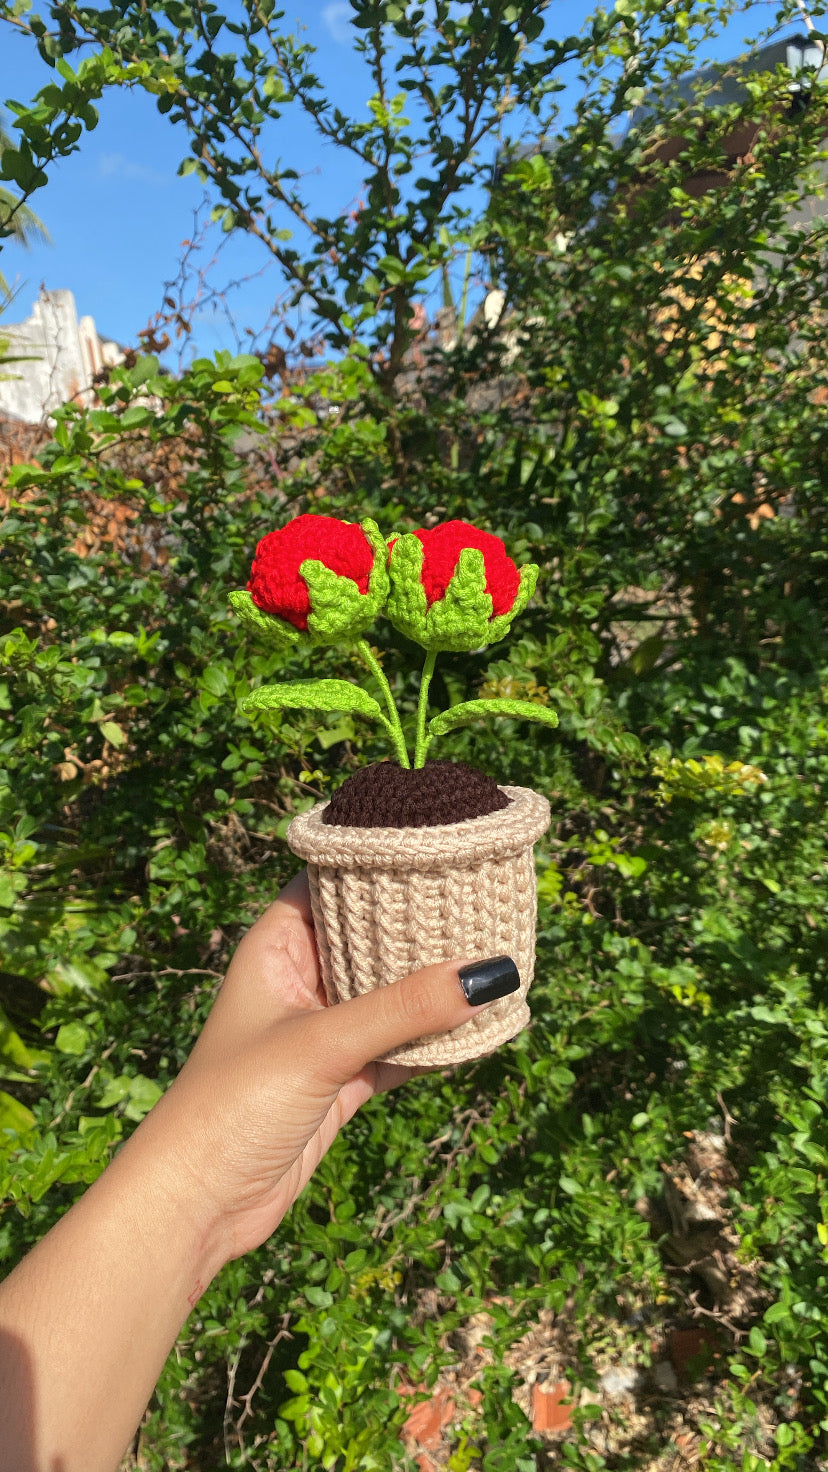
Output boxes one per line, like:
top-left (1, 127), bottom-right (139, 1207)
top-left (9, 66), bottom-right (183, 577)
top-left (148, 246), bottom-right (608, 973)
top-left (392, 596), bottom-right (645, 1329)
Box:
top-left (248, 513), bottom-right (375, 630)
top-left (386, 519), bottom-right (536, 651)
top-left (409, 521), bottom-right (520, 613)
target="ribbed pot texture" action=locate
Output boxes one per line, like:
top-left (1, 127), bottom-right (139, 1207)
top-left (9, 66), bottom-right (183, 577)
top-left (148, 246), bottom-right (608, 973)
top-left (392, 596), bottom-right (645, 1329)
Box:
top-left (286, 785), bottom-right (551, 1066)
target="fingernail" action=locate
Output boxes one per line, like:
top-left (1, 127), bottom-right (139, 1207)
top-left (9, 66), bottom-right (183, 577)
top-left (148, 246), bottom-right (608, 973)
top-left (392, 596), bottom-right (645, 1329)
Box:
top-left (458, 955), bottom-right (520, 1007)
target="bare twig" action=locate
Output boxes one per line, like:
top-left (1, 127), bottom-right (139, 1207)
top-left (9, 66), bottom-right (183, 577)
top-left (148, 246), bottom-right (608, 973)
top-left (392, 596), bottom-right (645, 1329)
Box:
top-left (109, 967), bottom-right (224, 982)
top-left (235, 1313), bottom-right (292, 1440)
top-left (223, 1341), bottom-right (245, 1464)
top-left (716, 1091), bottom-right (737, 1146)
top-left (47, 1040), bottom-right (118, 1128)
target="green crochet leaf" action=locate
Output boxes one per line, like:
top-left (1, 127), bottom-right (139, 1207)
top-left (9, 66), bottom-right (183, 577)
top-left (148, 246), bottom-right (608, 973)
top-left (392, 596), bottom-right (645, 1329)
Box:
top-left (240, 679), bottom-right (384, 721)
top-left (228, 590), bottom-right (299, 647)
top-left (428, 697), bottom-right (559, 738)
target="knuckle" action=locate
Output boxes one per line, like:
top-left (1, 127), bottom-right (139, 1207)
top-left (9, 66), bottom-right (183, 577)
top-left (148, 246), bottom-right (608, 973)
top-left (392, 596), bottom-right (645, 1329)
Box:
top-left (397, 974), bottom-right (434, 1026)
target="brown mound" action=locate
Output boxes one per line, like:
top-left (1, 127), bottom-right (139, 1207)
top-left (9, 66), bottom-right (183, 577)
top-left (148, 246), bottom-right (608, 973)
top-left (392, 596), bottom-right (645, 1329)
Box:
top-left (321, 760), bottom-right (510, 829)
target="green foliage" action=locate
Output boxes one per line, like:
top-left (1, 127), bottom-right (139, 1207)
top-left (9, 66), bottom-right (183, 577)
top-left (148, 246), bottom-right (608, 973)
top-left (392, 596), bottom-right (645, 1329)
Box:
top-left (2, 0), bottom-right (828, 1465)
top-left (0, 121), bottom-right (50, 290)
top-left (652, 750), bottom-right (768, 804)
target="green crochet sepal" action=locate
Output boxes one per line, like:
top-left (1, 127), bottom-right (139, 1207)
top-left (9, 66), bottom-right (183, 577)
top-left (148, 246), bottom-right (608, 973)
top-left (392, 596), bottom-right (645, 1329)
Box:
top-left (387, 536), bottom-right (539, 652)
top-left (428, 698), bottom-right (559, 740)
top-left (302, 518), bottom-right (390, 645)
top-left (241, 680), bottom-right (384, 721)
top-left (486, 563), bottom-right (539, 644)
top-left (228, 590), bottom-right (300, 648)
top-left (385, 533), bottom-right (430, 644)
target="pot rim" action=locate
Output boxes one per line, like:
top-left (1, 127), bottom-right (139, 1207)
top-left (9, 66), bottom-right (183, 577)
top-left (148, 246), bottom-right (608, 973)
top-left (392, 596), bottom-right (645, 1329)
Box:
top-left (286, 784), bottom-right (550, 870)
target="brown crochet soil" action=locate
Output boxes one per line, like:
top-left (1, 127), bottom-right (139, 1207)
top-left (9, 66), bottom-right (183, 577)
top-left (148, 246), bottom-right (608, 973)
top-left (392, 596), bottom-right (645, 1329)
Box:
top-left (321, 759), bottom-right (511, 829)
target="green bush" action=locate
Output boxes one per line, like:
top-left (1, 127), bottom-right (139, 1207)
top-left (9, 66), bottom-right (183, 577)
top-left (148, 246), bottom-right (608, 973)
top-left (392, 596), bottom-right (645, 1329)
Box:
top-left (2, 1), bottom-right (828, 1466)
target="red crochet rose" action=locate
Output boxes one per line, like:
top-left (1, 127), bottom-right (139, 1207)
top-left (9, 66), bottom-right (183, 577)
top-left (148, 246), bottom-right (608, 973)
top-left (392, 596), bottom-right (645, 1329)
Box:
top-left (248, 513), bottom-right (375, 630)
top-left (409, 521), bottom-right (520, 614)
top-left (386, 519), bottom-right (536, 652)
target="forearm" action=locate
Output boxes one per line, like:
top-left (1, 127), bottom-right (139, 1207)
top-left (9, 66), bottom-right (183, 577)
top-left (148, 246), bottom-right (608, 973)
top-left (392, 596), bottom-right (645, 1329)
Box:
top-left (0, 1122), bottom-right (224, 1472)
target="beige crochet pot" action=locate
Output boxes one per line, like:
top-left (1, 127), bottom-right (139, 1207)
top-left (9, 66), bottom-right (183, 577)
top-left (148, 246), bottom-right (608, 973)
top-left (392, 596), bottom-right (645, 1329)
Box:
top-left (286, 785), bottom-right (550, 1066)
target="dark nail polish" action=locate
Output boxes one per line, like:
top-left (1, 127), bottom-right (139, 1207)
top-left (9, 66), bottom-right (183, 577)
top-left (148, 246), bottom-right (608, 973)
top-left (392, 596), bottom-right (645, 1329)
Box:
top-left (458, 955), bottom-right (520, 1006)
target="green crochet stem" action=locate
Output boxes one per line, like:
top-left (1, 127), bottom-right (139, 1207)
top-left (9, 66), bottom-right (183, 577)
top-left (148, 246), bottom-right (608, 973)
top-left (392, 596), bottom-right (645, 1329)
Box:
top-left (355, 640), bottom-right (410, 769)
top-left (414, 648), bottom-right (438, 769)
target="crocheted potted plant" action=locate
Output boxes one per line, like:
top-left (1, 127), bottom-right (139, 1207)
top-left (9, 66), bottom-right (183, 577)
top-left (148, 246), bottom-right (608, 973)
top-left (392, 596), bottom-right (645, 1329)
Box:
top-left (229, 513), bottom-right (557, 1066)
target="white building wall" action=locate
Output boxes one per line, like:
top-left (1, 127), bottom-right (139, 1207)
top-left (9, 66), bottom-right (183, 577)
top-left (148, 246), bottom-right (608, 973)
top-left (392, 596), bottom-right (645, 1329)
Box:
top-left (0, 289), bottom-right (123, 424)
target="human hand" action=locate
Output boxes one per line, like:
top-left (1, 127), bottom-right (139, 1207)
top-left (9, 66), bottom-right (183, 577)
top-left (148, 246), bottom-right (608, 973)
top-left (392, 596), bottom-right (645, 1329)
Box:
top-left (130, 872), bottom-right (518, 1275)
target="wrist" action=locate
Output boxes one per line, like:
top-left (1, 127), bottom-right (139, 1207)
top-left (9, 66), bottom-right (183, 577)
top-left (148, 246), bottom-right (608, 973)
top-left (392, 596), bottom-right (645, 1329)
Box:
top-left (108, 1099), bottom-right (232, 1295)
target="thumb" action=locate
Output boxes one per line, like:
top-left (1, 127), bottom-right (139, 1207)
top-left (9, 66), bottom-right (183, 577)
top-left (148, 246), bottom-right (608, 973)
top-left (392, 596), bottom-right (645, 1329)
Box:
top-left (307, 955), bottom-right (521, 1084)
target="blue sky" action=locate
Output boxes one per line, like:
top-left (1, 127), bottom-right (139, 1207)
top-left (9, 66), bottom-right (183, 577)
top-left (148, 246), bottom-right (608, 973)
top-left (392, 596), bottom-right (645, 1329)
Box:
top-left (0, 1), bottom-right (802, 361)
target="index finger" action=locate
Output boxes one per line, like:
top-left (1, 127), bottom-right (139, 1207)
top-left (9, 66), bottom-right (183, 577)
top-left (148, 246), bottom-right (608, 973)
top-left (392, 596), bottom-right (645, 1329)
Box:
top-left (264, 868), bottom-right (314, 928)
top-left (207, 870), bottom-right (323, 1037)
